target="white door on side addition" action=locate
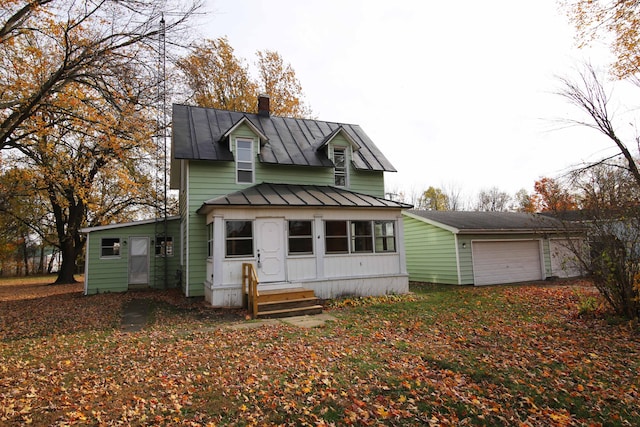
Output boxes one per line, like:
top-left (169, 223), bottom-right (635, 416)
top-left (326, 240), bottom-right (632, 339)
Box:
top-left (255, 218), bottom-right (286, 283)
top-left (129, 237), bottom-right (149, 285)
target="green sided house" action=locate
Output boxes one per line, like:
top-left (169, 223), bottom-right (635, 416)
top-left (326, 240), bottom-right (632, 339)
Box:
top-left (402, 210), bottom-right (585, 286)
top-left (82, 96), bottom-right (412, 307)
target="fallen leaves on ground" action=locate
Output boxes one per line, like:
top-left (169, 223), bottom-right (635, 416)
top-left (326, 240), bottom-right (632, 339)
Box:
top-left (1, 277), bottom-right (639, 426)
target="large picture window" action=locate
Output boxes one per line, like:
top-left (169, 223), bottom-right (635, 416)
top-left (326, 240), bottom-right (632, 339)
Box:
top-left (236, 139), bottom-right (254, 184)
top-left (325, 221), bottom-right (349, 253)
top-left (288, 221), bottom-right (313, 254)
top-left (101, 238), bottom-right (121, 258)
top-left (225, 221), bottom-right (253, 257)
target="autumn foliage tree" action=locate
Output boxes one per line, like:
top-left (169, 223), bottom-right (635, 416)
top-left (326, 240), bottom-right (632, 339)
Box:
top-left (178, 37), bottom-right (312, 118)
top-left (563, 0), bottom-right (640, 79)
top-left (527, 177), bottom-right (577, 213)
top-left (1, 0), bottom-right (202, 283)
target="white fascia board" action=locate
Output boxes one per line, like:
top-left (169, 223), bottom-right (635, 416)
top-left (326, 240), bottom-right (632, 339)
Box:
top-left (401, 210), bottom-right (460, 234)
top-left (223, 116), bottom-right (268, 144)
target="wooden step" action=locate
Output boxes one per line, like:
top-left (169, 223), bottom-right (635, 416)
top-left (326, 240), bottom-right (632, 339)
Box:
top-left (257, 305), bottom-right (324, 319)
top-left (257, 287), bottom-right (316, 303)
top-left (253, 287), bottom-right (323, 319)
top-left (258, 297), bottom-right (322, 313)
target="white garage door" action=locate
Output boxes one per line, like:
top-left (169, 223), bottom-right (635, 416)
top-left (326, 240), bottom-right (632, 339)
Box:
top-left (550, 238), bottom-right (583, 278)
top-left (472, 240), bottom-right (543, 286)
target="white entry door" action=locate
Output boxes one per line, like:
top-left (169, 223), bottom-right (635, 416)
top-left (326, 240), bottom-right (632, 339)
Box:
top-left (255, 218), bottom-right (286, 283)
top-left (129, 237), bottom-right (149, 285)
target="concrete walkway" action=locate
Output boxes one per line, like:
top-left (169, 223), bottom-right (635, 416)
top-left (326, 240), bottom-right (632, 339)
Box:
top-left (120, 299), bottom-right (336, 333)
top-left (121, 299), bottom-right (152, 332)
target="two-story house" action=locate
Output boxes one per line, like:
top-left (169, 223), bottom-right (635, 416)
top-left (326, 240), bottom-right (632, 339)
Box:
top-left (82, 96), bottom-right (411, 308)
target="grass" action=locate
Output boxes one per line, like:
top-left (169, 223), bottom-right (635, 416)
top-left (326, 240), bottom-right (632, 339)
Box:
top-left (1, 276), bottom-right (639, 426)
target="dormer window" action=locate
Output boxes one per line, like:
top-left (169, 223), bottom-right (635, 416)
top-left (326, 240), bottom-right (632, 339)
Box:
top-left (333, 147), bottom-right (347, 187)
top-left (236, 138), bottom-right (254, 184)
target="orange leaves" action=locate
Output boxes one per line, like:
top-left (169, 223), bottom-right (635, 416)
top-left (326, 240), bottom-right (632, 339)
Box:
top-left (2, 278), bottom-right (640, 425)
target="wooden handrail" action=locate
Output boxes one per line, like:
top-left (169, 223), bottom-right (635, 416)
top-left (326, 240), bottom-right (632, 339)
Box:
top-left (242, 263), bottom-right (260, 318)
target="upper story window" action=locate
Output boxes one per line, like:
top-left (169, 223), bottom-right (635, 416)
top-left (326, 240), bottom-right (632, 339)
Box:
top-left (100, 238), bottom-right (121, 258)
top-left (333, 147), bottom-right (347, 187)
top-left (236, 138), bottom-right (254, 184)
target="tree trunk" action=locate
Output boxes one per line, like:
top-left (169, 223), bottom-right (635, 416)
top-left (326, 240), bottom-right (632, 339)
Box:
top-left (21, 236), bottom-right (29, 277)
top-left (54, 239), bottom-right (77, 284)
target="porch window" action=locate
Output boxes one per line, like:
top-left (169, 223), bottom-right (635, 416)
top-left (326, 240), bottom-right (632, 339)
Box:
top-left (288, 220), bottom-right (313, 254)
top-left (351, 221), bottom-right (373, 253)
top-left (207, 223), bottom-right (214, 258)
top-left (100, 238), bottom-right (121, 258)
top-left (226, 220), bottom-right (253, 257)
top-left (374, 221), bottom-right (396, 252)
top-left (333, 147), bottom-right (346, 187)
top-left (155, 236), bottom-right (173, 257)
top-left (325, 221), bottom-right (349, 253)
top-left (236, 138), bottom-right (254, 184)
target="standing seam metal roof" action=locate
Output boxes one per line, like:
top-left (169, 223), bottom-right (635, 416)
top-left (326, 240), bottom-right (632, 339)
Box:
top-left (196, 183), bottom-right (412, 214)
top-left (172, 104), bottom-right (396, 172)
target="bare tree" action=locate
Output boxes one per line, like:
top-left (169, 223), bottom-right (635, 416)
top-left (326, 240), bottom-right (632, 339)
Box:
top-left (555, 63), bottom-right (640, 320)
top-left (556, 64), bottom-right (640, 187)
top-left (475, 187), bottom-right (511, 212)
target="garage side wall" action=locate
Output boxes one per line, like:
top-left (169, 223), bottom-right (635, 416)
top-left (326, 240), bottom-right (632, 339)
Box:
top-left (403, 216), bottom-right (459, 284)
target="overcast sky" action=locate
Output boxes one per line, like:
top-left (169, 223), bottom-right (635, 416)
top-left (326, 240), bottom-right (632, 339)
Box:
top-left (196, 0), bottom-right (627, 204)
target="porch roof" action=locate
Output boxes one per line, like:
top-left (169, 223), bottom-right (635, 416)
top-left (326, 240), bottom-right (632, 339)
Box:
top-left (197, 183), bottom-right (412, 214)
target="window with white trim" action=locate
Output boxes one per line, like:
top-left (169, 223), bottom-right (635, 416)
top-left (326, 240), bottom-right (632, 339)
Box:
top-left (225, 220), bottom-right (253, 257)
top-left (324, 220), bottom-right (397, 254)
top-left (236, 138), bottom-right (254, 184)
top-left (207, 223), bottom-right (214, 258)
top-left (325, 220), bottom-right (349, 253)
top-left (288, 220), bottom-right (313, 255)
top-left (351, 221), bottom-right (373, 253)
top-left (101, 238), bottom-right (121, 258)
top-left (374, 221), bottom-right (396, 252)
top-left (333, 147), bottom-right (346, 187)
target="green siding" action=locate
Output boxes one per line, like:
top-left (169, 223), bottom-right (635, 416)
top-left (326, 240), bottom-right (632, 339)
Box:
top-left (403, 216), bottom-right (459, 284)
top-left (181, 126), bottom-right (388, 296)
top-left (85, 219), bottom-right (181, 295)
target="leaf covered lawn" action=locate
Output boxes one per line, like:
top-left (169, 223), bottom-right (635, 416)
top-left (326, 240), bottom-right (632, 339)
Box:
top-left (1, 277), bottom-right (639, 426)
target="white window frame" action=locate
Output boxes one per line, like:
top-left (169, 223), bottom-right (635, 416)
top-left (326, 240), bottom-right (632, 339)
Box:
top-left (332, 146), bottom-right (348, 187)
top-left (100, 237), bottom-right (121, 258)
top-left (235, 138), bottom-right (254, 184)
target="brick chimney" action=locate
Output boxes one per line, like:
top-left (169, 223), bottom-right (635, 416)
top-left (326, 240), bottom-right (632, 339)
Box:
top-left (258, 94), bottom-right (270, 117)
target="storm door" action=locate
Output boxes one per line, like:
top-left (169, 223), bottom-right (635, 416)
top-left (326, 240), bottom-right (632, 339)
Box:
top-left (128, 237), bottom-right (149, 285)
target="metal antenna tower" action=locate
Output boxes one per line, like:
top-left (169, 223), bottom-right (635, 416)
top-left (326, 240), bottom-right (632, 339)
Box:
top-left (155, 13), bottom-right (169, 288)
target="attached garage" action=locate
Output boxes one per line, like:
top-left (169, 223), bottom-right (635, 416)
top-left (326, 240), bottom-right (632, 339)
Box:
top-left (402, 210), bottom-right (585, 286)
top-left (472, 240), bottom-right (543, 286)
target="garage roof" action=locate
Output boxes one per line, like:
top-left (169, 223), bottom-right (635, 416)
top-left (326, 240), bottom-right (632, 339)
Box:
top-left (404, 210), bottom-right (578, 234)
